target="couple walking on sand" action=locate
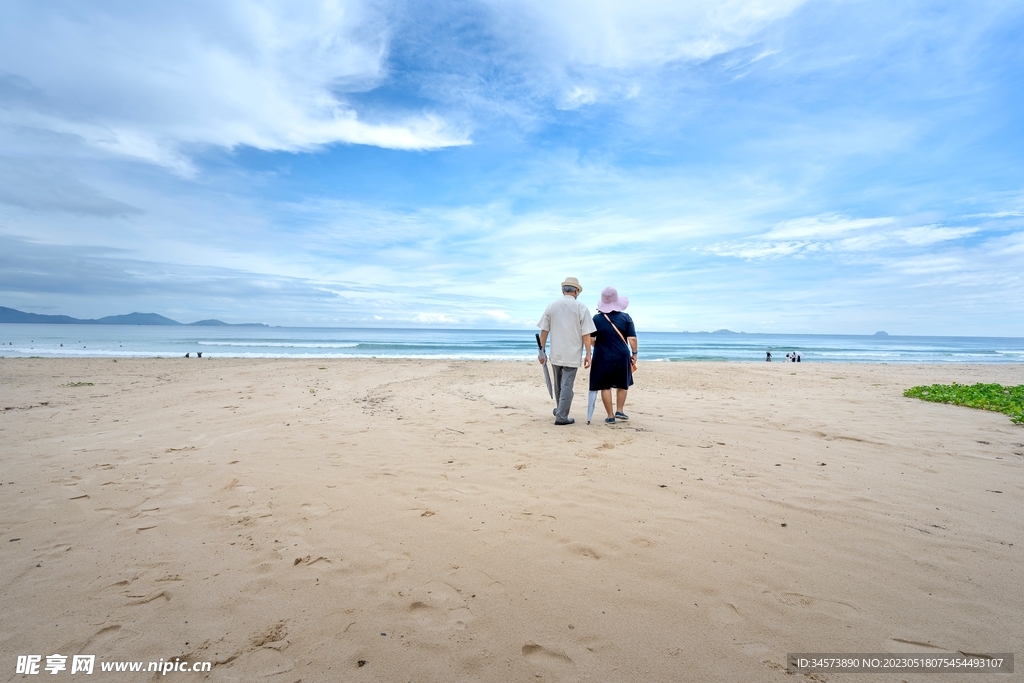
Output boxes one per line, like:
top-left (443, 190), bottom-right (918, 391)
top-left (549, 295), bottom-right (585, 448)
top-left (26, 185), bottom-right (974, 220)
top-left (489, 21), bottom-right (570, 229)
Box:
top-left (537, 277), bottom-right (637, 425)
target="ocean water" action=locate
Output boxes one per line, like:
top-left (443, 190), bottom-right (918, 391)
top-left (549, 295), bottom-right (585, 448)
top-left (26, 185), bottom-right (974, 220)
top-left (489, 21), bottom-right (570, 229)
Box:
top-left (2, 324), bottom-right (1023, 363)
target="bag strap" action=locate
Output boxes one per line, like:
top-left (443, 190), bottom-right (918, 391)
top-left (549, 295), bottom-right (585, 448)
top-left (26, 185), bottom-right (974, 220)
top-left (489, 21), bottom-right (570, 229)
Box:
top-left (602, 313), bottom-right (632, 353)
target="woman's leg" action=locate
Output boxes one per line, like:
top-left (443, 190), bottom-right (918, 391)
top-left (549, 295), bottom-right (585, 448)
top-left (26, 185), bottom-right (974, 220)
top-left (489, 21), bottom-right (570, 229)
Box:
top-left (615, 388), bottom-right (628, 414)
top-left (601, 389), bottom-right (614, 418)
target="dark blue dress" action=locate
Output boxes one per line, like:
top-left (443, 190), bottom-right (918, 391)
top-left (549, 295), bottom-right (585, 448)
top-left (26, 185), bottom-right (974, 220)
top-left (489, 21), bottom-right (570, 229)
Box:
top-left (589, 311), bottom-right (635, 391)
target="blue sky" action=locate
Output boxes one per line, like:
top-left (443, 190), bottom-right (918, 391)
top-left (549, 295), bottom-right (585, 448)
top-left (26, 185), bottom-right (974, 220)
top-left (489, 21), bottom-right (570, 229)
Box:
top-left (1, 0), bottom-right (1022, 335)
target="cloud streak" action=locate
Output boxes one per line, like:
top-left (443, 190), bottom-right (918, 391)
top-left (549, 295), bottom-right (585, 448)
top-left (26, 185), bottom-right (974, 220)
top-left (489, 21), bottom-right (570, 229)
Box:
top-left (485, 0), bottom-right (807, 69)
top-left (0, 0), bottom-right (469, 174)
top-left (701, 215), bottom-right (988, 260)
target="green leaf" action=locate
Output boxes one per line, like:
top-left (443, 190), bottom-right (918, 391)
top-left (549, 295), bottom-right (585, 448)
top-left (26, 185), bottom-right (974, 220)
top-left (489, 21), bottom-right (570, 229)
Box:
top-left (904, 383), bottom-right (1024, 425)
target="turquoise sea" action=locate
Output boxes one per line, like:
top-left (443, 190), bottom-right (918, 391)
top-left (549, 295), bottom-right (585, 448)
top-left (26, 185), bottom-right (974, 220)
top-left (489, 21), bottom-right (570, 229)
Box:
top-left (2, 324), bottom-right (1023, 363)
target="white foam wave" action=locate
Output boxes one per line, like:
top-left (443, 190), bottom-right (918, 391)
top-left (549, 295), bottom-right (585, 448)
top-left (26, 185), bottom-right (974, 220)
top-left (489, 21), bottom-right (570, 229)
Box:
top-left (196, 341), bottom-right (359, 348)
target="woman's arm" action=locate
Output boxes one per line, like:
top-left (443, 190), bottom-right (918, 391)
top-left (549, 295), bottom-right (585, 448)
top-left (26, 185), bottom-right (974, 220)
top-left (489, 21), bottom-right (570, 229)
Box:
top-left (625, 314), bottom-right (638, 356)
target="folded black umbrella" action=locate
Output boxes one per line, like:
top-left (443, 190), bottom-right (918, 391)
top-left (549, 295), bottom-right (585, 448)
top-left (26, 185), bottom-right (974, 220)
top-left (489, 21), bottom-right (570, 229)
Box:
top-left (535, 333), bottom-right (553, 399)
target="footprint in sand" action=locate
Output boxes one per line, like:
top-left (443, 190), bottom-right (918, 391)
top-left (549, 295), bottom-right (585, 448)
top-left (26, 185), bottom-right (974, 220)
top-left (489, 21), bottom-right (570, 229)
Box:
top-left (407, 581), bottom-right (474, 630)
top-left (408, 601), bottom-right (453, 630)
top-left (381, 552), bottom-right (412, 581)
top-left (216, 623), bottom-right (293, 678)
top-left (250, 621), bottom-right (288, 647)
top-left (522, 643), bottom-right (574, 669)
top-left (58, 624), bottom-right (122, 657)
top-left (561, 540), bottom-right (605, 560)
top-left (447, 566), bottom-right (506, 600)
top-left (126, 590), bottom-right (169, 605)
top-left (710, 601), bottom-right (744, 627)
top-left (765, 591), bottom-right (860, 619)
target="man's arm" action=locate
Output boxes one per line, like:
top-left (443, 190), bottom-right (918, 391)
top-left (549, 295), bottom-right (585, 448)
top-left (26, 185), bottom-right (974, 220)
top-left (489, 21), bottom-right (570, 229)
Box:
top-left (579, 306), bottom-right (597, 368)
top-left (538, 329), bottom-right (549, 364)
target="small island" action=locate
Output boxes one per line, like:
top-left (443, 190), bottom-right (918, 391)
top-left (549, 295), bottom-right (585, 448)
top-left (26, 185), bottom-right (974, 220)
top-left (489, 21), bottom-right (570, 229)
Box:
top-left (0, 306), bottom-right (266, 327)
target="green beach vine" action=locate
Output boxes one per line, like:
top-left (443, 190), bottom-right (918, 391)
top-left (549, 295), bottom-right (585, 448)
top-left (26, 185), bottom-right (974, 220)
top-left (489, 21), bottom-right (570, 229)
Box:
top-left (904, 383), bottom-right (1024, 425)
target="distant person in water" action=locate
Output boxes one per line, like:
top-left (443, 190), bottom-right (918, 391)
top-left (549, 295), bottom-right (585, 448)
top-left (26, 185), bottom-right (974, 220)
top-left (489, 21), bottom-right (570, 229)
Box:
top-left (184, 352), bottom-right (190, 358)
top-left (766, 350), bottom-right (771, 362)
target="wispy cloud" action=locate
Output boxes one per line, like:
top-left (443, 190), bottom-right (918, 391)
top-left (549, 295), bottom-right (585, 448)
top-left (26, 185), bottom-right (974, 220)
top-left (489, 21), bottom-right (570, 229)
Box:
top-left (765, 215), bottom-right (895, 240)
top-left (894, 226), bottom-right (979, 245)
top-left (0, 157), bottom-right (142, 217)
top-left (0, 0), bottom-right (469, 175)
top-left (701, 215), bottom-right (986, 260)
top-left (484, 0), bottom-right (807, 69)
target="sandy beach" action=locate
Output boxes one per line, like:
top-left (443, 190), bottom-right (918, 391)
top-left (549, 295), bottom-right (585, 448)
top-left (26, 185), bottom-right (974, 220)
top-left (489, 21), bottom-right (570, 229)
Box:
top-left (2, 358), bottom-right (1022, 682)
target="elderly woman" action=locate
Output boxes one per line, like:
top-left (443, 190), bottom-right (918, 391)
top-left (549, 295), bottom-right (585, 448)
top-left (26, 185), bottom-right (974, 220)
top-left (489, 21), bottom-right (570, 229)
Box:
top-left (589, 286), bottom-right (637, 424)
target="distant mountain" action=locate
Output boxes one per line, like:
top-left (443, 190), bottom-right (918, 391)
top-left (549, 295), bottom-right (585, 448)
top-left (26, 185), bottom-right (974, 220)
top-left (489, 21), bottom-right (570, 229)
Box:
top-left (94, 312), bottom-right (182, 325)
top-left (873, 331), bottom-right (889, 337)
top-left (0, 306), bottom-right (265, 326)
top-left (0, 307), bottom-right (83, 324)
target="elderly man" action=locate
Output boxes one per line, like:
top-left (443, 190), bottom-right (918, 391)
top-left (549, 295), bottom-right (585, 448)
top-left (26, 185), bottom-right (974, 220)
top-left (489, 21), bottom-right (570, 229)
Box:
top-left (538, 277), bottom-right (597, 425)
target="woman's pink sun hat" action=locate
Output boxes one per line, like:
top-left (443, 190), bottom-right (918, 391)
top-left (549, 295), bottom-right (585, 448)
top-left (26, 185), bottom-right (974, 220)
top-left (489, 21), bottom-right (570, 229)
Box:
top-left (596, 286), bottom-right (629, 313)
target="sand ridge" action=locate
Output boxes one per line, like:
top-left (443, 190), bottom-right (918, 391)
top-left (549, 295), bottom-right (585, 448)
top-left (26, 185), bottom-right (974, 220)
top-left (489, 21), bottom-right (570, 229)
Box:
top-left (1, 358), bottom-right (1022, 681)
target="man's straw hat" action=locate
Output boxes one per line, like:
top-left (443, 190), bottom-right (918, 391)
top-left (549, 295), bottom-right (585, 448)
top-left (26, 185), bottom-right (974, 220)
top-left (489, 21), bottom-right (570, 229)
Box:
top-left (561, 277), bottom-right (582, 293)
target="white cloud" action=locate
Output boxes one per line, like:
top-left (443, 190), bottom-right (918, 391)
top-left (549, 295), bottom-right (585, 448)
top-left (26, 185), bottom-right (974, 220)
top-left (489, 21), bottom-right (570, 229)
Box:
top-left (966, 210), bottom-right (1024, 218)
top-left (560, 86), bottom-right (598, 109)
top-left (485, 0), bottom-right (807, 69)
top-left (702, 214), bottom-right (894, 259)
top-left (765, 214), bottom-right (895, 240)
top-left (0, 0), bottom-right (469, 174)
top-left (700, 214), bottom-right (987, 260)
top-left (466, 0), bottom-right (808, 113)
top-left (413, 312), bottom-right (460, 324)
top-left (703, 240), bottom-right (807, 259)
top-left (984, 230), bottom-right (1024, 256)
top-left (484, 310), bottom-right (511, 320)
top-left (893, 256), bottom-right (967, 275)
top-left (963, 191), bottom-right (1024, 220)
top-left (895, 225), bottom-right (978, 245)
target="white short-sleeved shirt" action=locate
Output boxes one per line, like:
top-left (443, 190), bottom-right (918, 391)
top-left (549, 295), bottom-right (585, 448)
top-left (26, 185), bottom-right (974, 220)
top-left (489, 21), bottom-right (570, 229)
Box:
top-left (537, 295), bottom-right (598, 368)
